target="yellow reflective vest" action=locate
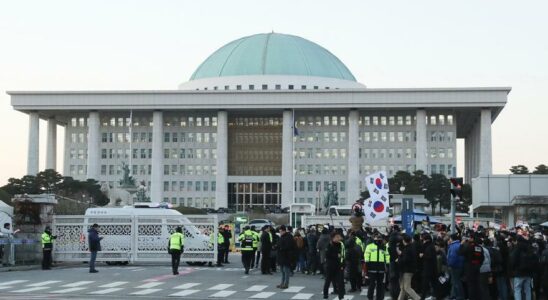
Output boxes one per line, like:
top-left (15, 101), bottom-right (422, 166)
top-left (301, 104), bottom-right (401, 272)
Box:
top-left (252, 231), bottom-right (260, 248)
top-left (41, 232), bottom-right (53, 250)
top-left (169, 232), bottom-right (185, 250)
top-left (210, 232), bottom-right (224, 246)
top-left (238, 230), bottom-right (255, 251)
top-left (364, 242), bottom-right (388, 273)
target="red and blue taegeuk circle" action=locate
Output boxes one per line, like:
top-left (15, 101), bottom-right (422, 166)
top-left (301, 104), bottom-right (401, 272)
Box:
top-left (373, 201), bottom-right (385, 213)
top-left (375, 178), bottom-right (383, 189)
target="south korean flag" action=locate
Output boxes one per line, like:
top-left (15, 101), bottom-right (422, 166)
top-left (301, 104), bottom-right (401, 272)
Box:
top-left (364, 171), bottom-right (390, 224)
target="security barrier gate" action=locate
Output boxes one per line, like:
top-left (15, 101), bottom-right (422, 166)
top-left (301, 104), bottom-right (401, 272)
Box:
top-left (52, 214), bottom-right (218, 264)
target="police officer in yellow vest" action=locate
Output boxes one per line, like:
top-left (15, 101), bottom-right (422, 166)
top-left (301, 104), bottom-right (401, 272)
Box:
top-left (41, 226), bottom-right (57, 270)
top-left (209, 227), bottom-right (225, 267)
top-left (168, 226), bottom-right (184, 275)
top-left (238, 225), bottom-right (256, 274)
top-left (365, 234), bottom-right (388, 300)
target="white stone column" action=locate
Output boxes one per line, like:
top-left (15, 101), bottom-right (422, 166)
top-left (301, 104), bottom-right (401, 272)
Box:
top-left (86, 111), bottom-right (101, 180)
top-left (27, 112), bottom-right (40, 175)
top-left (46, 118), bottom-right (57, 170)
top-left (150, 111), bottom-right (164, 202)
top-left (415, 109), bottom-right (428, 173)
top-left (347, 109), bottom-right (360, 202)
top-left (282, 109), bottom-right (294, 208)
top-left (479, 109), bottom-right (493, 176)
top-left (464, 137), bottom-right (471, 184)
top-left (215, 110), bottom-right (228, 209)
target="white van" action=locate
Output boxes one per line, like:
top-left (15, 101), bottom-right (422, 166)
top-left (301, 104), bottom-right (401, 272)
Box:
top-left (326, 205), bottom-right (353, 216)
top-left (82, 203), bottom-right (212, 265)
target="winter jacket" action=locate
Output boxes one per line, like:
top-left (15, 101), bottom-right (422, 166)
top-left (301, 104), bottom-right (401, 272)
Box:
top-left (398, 243), bottom-right (418, 273)
top-left (277, 232), bottom-right (296, 266)
top-left (88, 228), bottom-right (102, 252)
top-left (260, 231), bottom-right (272, 254)
top-left (317, 233), bottom-right (330, 263)
top-left (306, 232), bottom-right (318, 253)
top-left (421, 240), bottom-right (437, 275)
top-left (325, 241), bottom-right (345, 271)
top-left (459, 240), bottom-right (484, 273)
top-left (345, 238), bottom-right (362, 271)
top-left (447, 240), bottom-right (464, 269)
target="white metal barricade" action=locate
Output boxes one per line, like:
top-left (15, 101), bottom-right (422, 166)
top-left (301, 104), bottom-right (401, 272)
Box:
top-left (52, 214), bottom-right (218, 264)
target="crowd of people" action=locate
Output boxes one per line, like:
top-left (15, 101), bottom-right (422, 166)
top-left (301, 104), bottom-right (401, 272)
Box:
top-left (238, 222), bottom-right (548, 300)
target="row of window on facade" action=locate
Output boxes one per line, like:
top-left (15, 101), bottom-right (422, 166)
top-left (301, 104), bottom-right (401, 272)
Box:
top-left (358, 147), bottom-right (454, 159)
top-left (231, 132), bottom-right (282, 144)
top-left (164, 148), bottom-right (217, 160)
top-left (163, 197), bottom-right (214, 208)
top-left (100, 164), bottom-right (151, 176)
top-left (229, 166), bottom-right (281, 176)
top-left (297, 164), bottom-right (347, 176)
top-left (297, 197), bottom-right (347, 205)
top-left (358, 164), bottom-right (454, 177)
top-left (94, 148), bottom-right (217, 160)
top-left (296, 180), bottom-right (346, 193)
top-left (96, 132), bottom-right (217, 144)
top-left (164, 132), bottom-right (217, 143)
top-left (69, 165), bottom-right (86, 175)
top-left (295, 114), bottom-right (454, 127)
top-left (70, 116), bottom-right (219, 128)
top-left (294, 131), bottom-right (347, 143)
top-left (199, 84), bottom-right (332, 91)
top-left (231, 150), bottom-right (281, 162)
top-left (229, 117), bottom-right (283, 127)
top-left (163, 180), bottom-right (216, 192)
top-left (295, 148), bottom-right (348, 159)
top-left (164, 164), bottom-right (217, 176)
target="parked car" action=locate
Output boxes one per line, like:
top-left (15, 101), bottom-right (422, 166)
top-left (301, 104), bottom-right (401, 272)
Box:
top-left (248, 219), bottom-right (275, 229)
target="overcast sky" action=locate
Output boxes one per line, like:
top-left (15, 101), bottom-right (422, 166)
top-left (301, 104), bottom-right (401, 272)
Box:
top-left (0, 0), bottom-right (547, 185)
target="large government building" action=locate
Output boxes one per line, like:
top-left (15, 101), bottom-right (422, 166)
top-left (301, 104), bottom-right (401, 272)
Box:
top-left (9, 32), bottom-right (510, 211)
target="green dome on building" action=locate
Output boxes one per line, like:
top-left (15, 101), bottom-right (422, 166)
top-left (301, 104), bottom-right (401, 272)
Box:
top-left (190, 33), bottom-right (356, 82)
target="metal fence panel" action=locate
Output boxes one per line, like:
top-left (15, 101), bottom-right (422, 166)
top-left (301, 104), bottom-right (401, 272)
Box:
top-left (52, 214), bottom-right (217, 263)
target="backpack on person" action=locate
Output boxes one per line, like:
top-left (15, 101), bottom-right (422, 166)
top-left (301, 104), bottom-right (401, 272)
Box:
top-left (518, 245), bottom-right (539, 273)
top-left (470, 243), bottom-right (484, 266)
top-left (488, 247), bottom-right (503, 274)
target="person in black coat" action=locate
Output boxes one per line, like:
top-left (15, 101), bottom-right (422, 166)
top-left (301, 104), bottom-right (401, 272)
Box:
top-left (419, 232), bottom-right (436, 300)
top-left (277, 225), bottom-right (296, 289)
top-left (397, 234), bottom-right (420, 300)
top-left (221, 225), bottom-right (232, 263)
top-left (459, 233), bottom-right (485, 300)
top-left (88, 223), bottom-right (103, 273)
top-left (323, 231), bottom-right (346, 300)
top-left (270, 226), bottom-right (279, 272)
top-left (345, 234), bottom-right (362, 293)
top-left (388, 226), bottom-right (402, 300)
top-left (306, 227), bottom-right (319, 275)
top-left (260, 225), bottom-right (273, 275)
